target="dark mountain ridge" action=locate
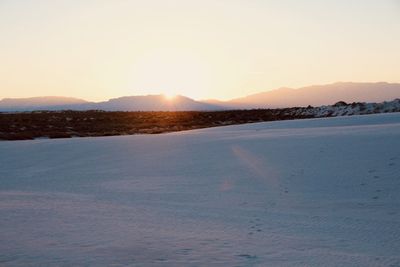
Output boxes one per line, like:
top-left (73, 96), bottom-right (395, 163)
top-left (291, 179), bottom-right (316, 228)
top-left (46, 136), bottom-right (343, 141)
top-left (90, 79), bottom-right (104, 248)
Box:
top-left (1, 82), bottom-right (399, 111)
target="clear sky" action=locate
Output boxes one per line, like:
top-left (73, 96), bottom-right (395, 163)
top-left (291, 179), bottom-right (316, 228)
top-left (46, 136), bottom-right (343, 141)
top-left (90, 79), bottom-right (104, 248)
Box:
top-left (1, 0), bottom-right (399, 101)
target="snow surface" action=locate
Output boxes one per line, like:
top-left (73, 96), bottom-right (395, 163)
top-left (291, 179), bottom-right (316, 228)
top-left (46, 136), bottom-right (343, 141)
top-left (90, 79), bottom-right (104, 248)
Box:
top-left (1, 113), bottom-right (400, 266)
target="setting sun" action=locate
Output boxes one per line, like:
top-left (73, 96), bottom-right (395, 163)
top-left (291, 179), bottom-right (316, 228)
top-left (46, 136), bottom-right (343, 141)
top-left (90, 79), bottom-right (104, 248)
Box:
top-left (163, 92), bottom-right (177, 100)
top-left (128, 48), bottom-right (211, 99)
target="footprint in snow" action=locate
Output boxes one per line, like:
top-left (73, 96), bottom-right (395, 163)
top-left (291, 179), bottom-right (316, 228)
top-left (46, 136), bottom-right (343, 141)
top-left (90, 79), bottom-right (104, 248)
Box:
top-left (249, 218), bottom-right (264, 234)
top-left (178, 248), bottom-right (192, 255)
top-left (237, 254), bottom-right (258, 260)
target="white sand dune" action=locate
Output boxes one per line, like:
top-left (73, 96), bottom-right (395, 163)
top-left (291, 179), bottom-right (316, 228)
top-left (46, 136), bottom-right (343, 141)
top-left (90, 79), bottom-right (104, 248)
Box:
top-left (1, 113), bottom-right (400, 266)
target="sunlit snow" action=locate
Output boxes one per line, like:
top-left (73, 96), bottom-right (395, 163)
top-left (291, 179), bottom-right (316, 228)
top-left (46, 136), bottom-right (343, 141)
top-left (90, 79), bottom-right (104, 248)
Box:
top-left (1, 113), bottom-right (400, 266)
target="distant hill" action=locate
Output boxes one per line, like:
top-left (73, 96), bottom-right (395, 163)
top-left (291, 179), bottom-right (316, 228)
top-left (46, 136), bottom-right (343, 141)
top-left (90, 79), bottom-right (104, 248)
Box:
top-left (222, 82), bottom-right (400, 108)
top-left (0, 95), bottom-right (222, 112)
top-left (85, 95), bottom-right (222, 111)
top-left (0, 96), bottom-right (89, 111)
top-left (1, 82), bottom-right (399, 111)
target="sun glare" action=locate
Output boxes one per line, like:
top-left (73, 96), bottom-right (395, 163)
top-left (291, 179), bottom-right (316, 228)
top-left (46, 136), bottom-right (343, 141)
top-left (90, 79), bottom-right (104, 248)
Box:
top-left (163, 93), bottom-right (177, 100)
top-left (128, 49), bottom-right (211, 99)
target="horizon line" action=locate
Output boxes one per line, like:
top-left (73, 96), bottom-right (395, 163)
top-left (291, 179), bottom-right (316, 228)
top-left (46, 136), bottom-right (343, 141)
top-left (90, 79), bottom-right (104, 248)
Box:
top-left (1, 81), bottom-right (399, 103)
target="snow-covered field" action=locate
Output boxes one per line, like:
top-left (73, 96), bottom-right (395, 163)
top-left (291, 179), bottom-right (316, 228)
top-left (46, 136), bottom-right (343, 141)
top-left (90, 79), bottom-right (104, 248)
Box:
top-left (1, 113), bottom-right (400, 266)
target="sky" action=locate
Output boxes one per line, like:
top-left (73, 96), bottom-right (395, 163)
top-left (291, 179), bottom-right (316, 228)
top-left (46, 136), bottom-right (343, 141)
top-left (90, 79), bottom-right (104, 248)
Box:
top-left (0, 0), bottom-right (399, 101)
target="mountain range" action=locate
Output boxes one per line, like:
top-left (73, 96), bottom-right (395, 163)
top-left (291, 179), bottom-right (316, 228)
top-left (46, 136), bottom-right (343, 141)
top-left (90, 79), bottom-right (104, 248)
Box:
top-left (1, 82), bottom-right (399, 111)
